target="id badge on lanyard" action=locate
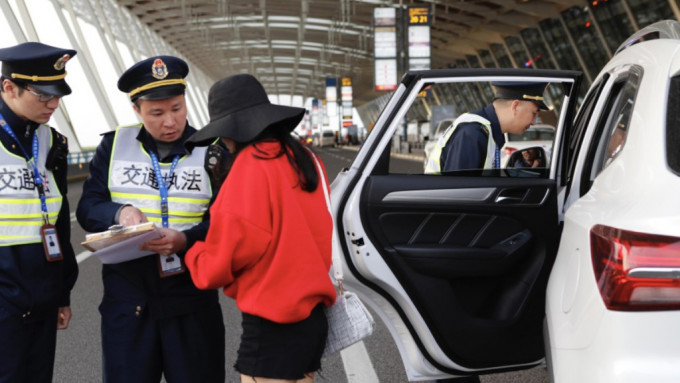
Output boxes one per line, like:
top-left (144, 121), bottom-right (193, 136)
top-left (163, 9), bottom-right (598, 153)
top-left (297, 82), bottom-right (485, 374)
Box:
top-left (150, 151), bottom-right (185, 277)
top-left (41, 224), bottom-right (63, 261)
top-left (0, 114), bottom-right (62, 262)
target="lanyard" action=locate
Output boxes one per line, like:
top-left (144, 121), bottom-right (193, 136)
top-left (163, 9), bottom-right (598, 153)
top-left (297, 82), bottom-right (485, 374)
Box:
top-left (149, 151), bottom-right (180, 228)
top-left (494, 146), bottom-right (500, 168)
top-left (0, 112), bottom-right (49, 224)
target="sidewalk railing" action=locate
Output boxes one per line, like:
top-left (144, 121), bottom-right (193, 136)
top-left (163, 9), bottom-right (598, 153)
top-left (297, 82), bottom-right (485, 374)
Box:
top-left (67, 151), bottom-right (95, 165)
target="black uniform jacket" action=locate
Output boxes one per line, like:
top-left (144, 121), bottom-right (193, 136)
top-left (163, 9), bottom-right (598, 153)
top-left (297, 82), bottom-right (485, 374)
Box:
top-left (440, 104), bottom-right (506, 172)
top-left (0, 98), bottom-right (78, 322)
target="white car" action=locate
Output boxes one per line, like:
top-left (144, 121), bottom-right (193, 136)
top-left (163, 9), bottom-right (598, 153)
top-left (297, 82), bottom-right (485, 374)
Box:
top-left (501, 124), bottom-right (555, 166)
top-left (315, 129), bottom-right (336, 147)
top-left (329, 20), bottom-right (680, 382)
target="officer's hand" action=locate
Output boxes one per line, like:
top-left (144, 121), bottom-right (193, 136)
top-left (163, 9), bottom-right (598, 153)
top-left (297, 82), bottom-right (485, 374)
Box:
top-left (118, 205), bottom-right (148, 226)
top-left (140, 228), bottom-right (187, 256)
top-left (57, 306), bottom-right (72, 329)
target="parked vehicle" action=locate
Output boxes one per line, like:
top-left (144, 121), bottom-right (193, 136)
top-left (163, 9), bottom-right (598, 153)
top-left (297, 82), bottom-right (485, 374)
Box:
top-left (329, 20), bottom-right (680, 382)
top-left (319, 129), bottom-right (336, 147)
top-left (501, 124), bottom-right (555, 166)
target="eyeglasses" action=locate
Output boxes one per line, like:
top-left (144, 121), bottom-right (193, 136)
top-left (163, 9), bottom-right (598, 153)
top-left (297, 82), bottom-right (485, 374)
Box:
top-left (24, 86), bottom-right (57, 102)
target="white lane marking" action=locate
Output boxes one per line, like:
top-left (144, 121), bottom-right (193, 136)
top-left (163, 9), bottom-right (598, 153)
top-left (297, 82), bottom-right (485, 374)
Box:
top-left (76, 250), bottom-right (92, 264)
top-left (70, 212), bottom-right (76, 222)
top-left (341, 341), bottom-right (379, 382)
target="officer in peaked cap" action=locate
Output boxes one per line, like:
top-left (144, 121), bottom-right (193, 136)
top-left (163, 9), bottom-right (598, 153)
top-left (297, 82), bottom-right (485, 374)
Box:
top-left (0, 41), bottom-right (78, 382)
top-left (0, 41), bottom-right (76, 97)
top-left (424, 80), bottom-right (549, 174)
top-left (492, 81), bottom-right (549, 111)
top-left (76, 55), bottom-right (226, 382)
top-left (117, 55), bottom-right (189, 102)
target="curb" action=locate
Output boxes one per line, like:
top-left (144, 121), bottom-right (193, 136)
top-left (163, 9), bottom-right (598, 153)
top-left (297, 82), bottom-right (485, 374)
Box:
top-left (339, 145), bottom-right (423, 162)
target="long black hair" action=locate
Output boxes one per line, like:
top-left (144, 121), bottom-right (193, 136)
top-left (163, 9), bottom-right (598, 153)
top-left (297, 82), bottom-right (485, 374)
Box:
top-left (234, 123), bottom-right (319, 192)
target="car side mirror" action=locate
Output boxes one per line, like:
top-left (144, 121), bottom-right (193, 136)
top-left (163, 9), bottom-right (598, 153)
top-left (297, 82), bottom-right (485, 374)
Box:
top-left (508, 146), bottom-right (547, 169)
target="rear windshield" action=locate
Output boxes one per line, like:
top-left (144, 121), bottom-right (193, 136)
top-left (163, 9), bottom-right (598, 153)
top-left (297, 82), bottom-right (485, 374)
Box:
top-left (668, 75), bottom-right (680, 175)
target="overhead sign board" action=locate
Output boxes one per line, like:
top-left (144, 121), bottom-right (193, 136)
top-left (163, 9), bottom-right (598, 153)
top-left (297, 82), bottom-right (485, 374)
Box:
top-left (374, 8), bottom-right (398, 91)
top-left (407, 6), bottom-right (431, 71)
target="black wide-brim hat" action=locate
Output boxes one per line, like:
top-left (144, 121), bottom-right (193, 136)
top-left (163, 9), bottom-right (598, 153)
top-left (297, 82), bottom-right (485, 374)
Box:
top-left (187, 74), bottom-right (305, 148)
top-left (492, 81), bottom-right (549, 110)
top-left (0, 42), bottom-right (77, 97)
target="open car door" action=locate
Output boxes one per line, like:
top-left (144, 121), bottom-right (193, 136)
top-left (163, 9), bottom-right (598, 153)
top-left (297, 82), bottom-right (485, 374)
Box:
top-left (330, 68), bottom-right (582, 380)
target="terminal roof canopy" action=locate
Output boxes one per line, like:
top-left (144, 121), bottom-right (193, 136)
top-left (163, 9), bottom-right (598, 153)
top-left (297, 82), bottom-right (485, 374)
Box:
top-left (115, 0), bottom-right (581, 105)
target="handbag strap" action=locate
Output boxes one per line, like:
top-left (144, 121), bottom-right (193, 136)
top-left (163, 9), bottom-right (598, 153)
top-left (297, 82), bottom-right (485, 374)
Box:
top-left (305, 147), bottom-right (344, 290)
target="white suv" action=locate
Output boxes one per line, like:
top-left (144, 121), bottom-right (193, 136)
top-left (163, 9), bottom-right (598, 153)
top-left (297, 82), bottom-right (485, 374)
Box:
top-left (329, 20), bottom-right (680, 382)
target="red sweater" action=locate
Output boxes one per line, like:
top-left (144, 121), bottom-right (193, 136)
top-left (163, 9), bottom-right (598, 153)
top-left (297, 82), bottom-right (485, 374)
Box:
top-left (185, 141), bottom-right (336, 323)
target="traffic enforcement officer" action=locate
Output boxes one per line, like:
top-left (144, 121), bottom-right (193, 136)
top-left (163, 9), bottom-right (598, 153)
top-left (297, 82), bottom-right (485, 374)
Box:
top-left (76, 56), bottom-right (226, 382)
top-left (424, 82), bottom-right (548, 174)
top-left (0, 42), bottom-right (79, 382)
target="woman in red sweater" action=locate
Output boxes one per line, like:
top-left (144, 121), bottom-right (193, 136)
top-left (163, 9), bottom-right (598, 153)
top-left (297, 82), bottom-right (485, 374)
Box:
top-left (184, 74), bottom-right (336, 383)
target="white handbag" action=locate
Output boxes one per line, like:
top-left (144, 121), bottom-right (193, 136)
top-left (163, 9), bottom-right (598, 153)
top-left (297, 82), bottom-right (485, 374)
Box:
top-left (307, 148), bottom-right (375, 357)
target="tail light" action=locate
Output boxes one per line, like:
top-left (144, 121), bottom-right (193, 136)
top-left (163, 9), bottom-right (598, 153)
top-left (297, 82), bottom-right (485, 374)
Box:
top-left (504, 147), bottom-right (517, 157)
top-left (591, 224), bottom-right (680, 311)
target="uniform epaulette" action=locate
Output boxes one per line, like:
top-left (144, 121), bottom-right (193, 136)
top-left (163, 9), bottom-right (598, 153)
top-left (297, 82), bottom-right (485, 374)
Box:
top-left (46, 127), bottom-right (69, 171)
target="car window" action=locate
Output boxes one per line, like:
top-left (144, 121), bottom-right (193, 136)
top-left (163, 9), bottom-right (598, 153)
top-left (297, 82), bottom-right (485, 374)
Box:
top-left (582, 67), bottom-right (641, 194)
top-left (386, 80), bottom-right (565, 176)
top-left (564, 75), bottom-right (608, 189)
top-left (668, 75), bottom-right (680, 175)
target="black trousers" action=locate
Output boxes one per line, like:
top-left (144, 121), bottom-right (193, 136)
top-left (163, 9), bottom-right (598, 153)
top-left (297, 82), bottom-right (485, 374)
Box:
top-left (0, 308), bottom-right (59, 383)
top-left (101, 301), bottom-right (225, 383)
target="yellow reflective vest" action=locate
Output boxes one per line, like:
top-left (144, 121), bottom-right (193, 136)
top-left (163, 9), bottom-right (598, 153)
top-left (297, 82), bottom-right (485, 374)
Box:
top-left (424, 113), bottom-right (496, 175)
top-left (0, 125), bottom-right (62, 246)
top-left (108, 124), bottom-right (212, 231)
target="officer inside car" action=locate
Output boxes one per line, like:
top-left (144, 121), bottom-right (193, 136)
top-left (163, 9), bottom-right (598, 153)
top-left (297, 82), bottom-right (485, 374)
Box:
top-left (76, 55), bottom-right (227, 382)
top-left (424, 81), bottom-right (548, 174)
top-left (0, 42), bottom-right (79, 382)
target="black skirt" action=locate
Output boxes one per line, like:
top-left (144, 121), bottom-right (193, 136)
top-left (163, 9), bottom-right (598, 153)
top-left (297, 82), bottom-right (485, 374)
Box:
top-left (235, 304), bottom-right (328, 380)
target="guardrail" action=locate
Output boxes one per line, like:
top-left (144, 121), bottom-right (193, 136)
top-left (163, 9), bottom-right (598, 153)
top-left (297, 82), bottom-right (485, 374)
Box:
top-left (67, 151), bottom-right (95, 182)
top-left (67, 151), bottom-right (95, 165)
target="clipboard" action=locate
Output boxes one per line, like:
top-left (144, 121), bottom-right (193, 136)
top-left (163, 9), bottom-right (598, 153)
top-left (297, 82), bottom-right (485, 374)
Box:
top-left (81, 222), bottom-right (157, 252)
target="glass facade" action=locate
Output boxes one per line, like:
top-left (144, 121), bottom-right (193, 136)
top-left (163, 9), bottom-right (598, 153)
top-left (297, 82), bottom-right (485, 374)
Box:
top-left (355, 0), bottom-right (679, 139)
top-left (561, 6), bottom-right (610, 82)
top-left (589, 1), bottom-right (636, 53)
top-left (505, 36), bottom-right (530, 68)
top-left (539, 18), bottom-right (583, 77)
top-left (628, 0), bottom-right (675, 28)
top-left (478, 49), bottom-right (497, 68)
top-left (520, 28), bottom-right (556, 69)
top-left (490, 43), bottom-right (514, 68)
top-left (466, 55), bottom-right (483, 68)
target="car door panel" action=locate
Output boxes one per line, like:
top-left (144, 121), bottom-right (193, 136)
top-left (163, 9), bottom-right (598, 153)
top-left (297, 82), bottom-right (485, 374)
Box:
top-left (332, 68), bottom-right (582, 376)
top-left (358, 175), bottom-right (560, 369)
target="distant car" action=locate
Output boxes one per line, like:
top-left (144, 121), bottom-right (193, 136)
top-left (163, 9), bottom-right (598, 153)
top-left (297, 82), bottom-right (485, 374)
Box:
top-left (292, 131), bottom-right (313, 146)
top-left (329, 20), bottom-right (680, 383)
top-left (318, 130), bottom-right (335, 147)
top-left (501, 124), bottom-right (556, 166)
top-left (422, 117), bottom-right (455, 170)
